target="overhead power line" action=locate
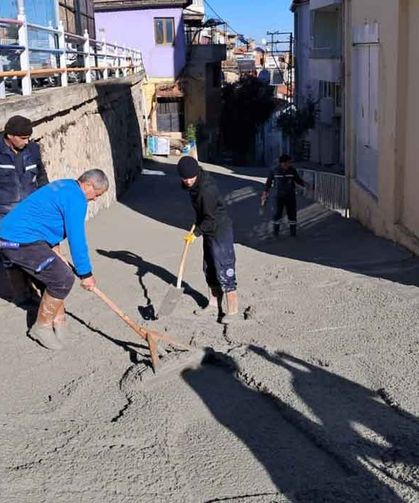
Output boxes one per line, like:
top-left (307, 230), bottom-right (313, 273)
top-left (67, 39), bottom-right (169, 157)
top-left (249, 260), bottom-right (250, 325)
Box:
top-left (203, 0), bottom-right (248, 40)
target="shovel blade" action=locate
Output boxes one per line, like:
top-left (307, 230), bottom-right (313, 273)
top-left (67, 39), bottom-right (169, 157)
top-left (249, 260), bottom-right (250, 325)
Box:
top-left (157, 285), bottom-right (184, 318)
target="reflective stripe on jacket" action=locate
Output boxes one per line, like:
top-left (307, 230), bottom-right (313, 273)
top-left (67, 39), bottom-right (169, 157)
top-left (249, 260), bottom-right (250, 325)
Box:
top-left (0, 135), bottom-right (48, 216)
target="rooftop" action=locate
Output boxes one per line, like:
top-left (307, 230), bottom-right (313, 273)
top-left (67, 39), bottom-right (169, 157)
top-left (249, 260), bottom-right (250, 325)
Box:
top-left (93, 0), bottom-right (192, 11)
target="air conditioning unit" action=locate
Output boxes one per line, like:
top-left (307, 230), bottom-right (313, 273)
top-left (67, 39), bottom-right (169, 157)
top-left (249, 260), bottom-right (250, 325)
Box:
top-left (319, 97), bottom-right (334, 125)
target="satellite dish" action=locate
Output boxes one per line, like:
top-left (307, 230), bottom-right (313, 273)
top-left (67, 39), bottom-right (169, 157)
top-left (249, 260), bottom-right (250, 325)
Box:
top-left (261, 38), bottom-right (267, 46)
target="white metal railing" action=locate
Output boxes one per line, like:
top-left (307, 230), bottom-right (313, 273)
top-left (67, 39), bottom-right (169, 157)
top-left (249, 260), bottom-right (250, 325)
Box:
top-left (297, 168), bottom-right (349, 215)
top-left (0, 5), bottom-right (145, 99)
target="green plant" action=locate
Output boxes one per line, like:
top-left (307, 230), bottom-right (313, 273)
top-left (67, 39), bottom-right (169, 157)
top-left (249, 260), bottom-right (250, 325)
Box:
top-left (277, 100), bottom-right (315, 139)
top-left (220, 76), bottom-right (277, 163)
top-left (186, 123), bottom-right (197, 143)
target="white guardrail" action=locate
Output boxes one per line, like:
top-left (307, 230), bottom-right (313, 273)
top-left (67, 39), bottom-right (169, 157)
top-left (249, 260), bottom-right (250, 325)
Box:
top-left (0, 7), bottom-right (145, 98)
top-left (297, 168), bottom-right (349, 216)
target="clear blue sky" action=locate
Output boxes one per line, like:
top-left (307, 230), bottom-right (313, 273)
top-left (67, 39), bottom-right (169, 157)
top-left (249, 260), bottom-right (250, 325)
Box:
top-left (204, 0), bottom-right (294, 44)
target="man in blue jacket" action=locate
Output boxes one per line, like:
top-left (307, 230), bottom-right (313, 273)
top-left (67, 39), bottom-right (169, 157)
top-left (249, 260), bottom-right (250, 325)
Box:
top-left (0, 115), bottom-right (49, 303)
top-left (0, 169), bottom-right (109, 350)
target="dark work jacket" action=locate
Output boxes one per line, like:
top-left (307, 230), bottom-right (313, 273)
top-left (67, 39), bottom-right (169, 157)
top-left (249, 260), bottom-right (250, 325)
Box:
top-left (264, 165), bottom-right (305, 198)
top-left (185, 168), bottom-right (232, 239)
top-left (0, 135), bottom-right (49, 216)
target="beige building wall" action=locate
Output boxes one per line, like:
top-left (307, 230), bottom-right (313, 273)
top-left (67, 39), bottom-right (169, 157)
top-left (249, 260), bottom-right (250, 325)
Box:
top-left (142, 78), bottom-right (175, 133)
top-left (398, 0), bottom-right (419, 241)
top-left (346, 0), bottom-right (419, 254)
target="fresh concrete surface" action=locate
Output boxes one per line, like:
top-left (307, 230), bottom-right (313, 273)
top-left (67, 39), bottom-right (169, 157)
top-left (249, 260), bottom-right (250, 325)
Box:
top-left (0, 158), bottom-right (418, 502)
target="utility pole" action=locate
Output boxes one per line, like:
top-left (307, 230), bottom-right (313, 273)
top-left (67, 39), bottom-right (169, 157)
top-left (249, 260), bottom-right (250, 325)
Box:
top-left (266, 31), bottom-right (294, 103)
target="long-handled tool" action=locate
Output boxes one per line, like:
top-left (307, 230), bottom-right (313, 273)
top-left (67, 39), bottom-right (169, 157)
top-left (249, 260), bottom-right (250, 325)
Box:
top-left (92, 286), bottom-right (189, 372)
top-left (157, 225), bottom-right (195, 318)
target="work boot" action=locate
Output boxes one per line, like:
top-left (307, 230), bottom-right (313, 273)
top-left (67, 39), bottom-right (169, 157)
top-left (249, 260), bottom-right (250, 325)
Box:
top-left (53, 303), bottom-right (69, 345)
top-left (223, 290), bottom-right (239, 324)
top-left (273, 224), bottom-right (280, 237)
top-left (194, 287), bottom-right (223, 317)
top-left (29, 292), bottom-right (64, 350)
top-left (290, 224), bottom-right (297, 237)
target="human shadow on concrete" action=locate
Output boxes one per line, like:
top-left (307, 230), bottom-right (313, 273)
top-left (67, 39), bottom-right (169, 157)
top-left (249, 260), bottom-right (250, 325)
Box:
top-left (66, 310), bottom-right (149, 365)
top-left (94, 78), bottom-right (144, 198)
top-left (96, 249), bottom-right (207, 320)
top-left (183, 349), bottom-right (415, 501)
top-left (120, 157), bottom-right (419, 288)
top-left (250, 346), bottom-right (419, 495)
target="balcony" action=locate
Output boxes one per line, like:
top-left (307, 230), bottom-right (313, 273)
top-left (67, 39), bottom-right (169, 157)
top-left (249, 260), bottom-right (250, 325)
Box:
top-left (188, 43), bottom-right (226, 64)
top-left (309, 3), bottom-right (341, 60)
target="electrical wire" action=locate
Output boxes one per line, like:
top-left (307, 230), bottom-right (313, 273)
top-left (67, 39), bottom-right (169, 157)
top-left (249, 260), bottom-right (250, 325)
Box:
top-left (203, 0), bottom-right (248, 40)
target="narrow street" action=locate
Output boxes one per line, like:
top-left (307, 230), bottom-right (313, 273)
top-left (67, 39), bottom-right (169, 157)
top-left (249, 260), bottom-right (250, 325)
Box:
top-left (0, 159), bottom-right (418, 502)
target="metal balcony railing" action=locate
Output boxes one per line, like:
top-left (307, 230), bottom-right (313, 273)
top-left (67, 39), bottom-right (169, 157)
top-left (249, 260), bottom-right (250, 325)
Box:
top-left (0, 6), bottom-right (145, 99)
top-left (185, 23), bottom-right (228, 46)
top-left (297, 168), bottom-right (348, 215)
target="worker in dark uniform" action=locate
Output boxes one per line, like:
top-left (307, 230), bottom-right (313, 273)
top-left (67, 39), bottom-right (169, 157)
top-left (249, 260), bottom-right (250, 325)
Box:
top-left (177, 156), bottom-right (238, 323)
top-left (261, 154), bottom-right (306, 237)
top-left (0, 115), bottom-right (49, 304)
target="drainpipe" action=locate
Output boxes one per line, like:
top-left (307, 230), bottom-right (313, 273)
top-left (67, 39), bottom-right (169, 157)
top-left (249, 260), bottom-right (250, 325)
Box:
top-left (53, 0), bottom-right (60, 29)
top-left (343, 0), bottom-right (351, 218)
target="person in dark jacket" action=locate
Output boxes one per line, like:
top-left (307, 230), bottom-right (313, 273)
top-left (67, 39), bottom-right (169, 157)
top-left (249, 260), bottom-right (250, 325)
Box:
top-left (0, 115), bottom-right (49, 217)
top-left (261, 154), bottom-right (306, 237)
top-left (0, 169), bottom-right (109, 350)
top-left (177, 156), bottom-right (238, 323)
top-left (0, 115), bottom-right (49, 304)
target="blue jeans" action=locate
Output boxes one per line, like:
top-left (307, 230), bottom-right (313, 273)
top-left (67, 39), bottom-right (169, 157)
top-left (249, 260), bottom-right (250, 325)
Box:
top-left (203, 227), bottom-right (237, 293)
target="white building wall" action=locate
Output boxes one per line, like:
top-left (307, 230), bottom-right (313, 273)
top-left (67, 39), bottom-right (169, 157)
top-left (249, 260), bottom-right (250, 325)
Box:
top-left (294, 0), bottom-right (311, 105)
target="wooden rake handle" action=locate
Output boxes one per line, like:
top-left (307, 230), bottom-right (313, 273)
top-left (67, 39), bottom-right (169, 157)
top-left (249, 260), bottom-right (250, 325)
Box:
top-left (92, 286), bottom-right (160, 371)
top-left (92, 286), bottom-right (149, 340)
top-left (176, 224), bottom-right (196, 289)
top-left (91, 287), bottom-right (190, 371)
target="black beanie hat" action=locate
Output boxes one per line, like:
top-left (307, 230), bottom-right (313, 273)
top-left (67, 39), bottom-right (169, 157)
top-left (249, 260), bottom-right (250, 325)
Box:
top-left (4, 115), bottom-right (33, 136)
top-left (279, 153), bottom-right (292, 163)
top-left (177, 156), bottom-right (199, 179)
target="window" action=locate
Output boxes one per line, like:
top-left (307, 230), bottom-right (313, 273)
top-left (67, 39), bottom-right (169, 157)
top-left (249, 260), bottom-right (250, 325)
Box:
top-left (319, 80), bottom-right (342, 108)
top-left (157, 98), bottom-right (184, 132)
top-left (59, 1), bottom-right (76, 34)
top-left (154, 18), bottom-right (175, 45)
top-left (59, 0), bottom-right (95, 37)
top-left (78, 0), bottom-right (96, 38)
top-left (353, 24), bottom-right (379, 195)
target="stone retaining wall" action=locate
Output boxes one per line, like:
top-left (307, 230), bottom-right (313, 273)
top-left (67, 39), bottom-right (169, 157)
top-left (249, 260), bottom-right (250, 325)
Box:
top-left (0, 75), bottom-right (147, 302)
top-left (0, 74), bottom-right (147, 216)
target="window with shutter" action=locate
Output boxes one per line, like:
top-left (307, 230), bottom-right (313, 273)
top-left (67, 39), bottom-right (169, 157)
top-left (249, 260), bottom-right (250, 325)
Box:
top-left (352, 23), bottom-right (379, 196)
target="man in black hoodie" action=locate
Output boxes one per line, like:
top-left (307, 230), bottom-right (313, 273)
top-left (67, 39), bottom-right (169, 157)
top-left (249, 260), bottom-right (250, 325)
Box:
top-left (177, 156), bottom-right (238, 323)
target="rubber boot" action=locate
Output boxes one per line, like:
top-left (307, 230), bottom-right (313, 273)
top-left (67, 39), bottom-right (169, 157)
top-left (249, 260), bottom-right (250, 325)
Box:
top-left (223, 290), bottom-right (239, 324)
top-left (290, 224), bottom-right (297, 237)
top-left (195, 287), bottom-right (223, 317)
top-left (53, 303), bottom-right (68, 345)
top-left (273, 224), bottom-right (280, 237)
top-left (29, 292), bottom-right (64, 350)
